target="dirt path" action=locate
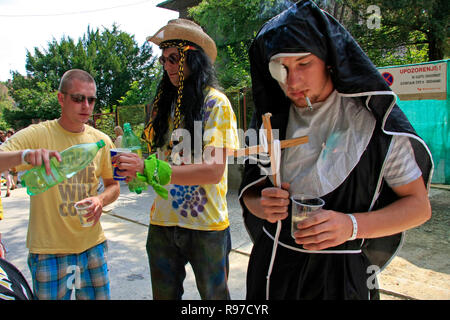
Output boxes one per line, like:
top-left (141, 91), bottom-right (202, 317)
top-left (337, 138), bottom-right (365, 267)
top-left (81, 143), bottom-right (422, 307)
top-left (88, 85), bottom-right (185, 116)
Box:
top-left (378, 186), bottom-right (450, 300)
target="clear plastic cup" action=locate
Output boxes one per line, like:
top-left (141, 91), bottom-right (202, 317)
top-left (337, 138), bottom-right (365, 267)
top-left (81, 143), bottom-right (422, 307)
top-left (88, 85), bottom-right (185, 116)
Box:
top-left (74, 200), bottom-right (94, 227)
top-left (291, 194), bottom-right (324, 238)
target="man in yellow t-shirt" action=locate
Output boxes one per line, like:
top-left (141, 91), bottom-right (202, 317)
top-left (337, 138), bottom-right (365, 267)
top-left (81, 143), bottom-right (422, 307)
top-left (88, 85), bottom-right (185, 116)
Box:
top-left (0, 69), bottom-right (120, 299)
top-left (115, 19), bottom-right (239, 299)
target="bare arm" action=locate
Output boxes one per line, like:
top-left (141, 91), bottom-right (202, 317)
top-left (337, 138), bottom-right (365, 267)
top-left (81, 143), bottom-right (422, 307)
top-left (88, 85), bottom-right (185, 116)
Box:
top-left (0, 150), bottom-right (23, 172)
top-left (81, 177), bottom-right (120, 226)
top-left (114, 146), bottom-right (228, 186)
top-left (241, 172), bottom-right (431, 251)
top-left (169, 147), bottom-right (227, 185)
top-left (97, 178), bottom-right (121, 208)
top-left (0, 149), bottom-right (61, 174)
top-left (354, 176), bottom-right (431, 238)
top-left (293, 176), bottom-right (431, 250)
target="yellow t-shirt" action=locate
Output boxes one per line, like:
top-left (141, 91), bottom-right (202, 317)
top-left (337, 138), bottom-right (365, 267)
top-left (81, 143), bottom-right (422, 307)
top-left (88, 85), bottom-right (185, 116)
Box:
top-left (0, 197), bottom-right (3, 220)
top-left (0, 120), bottom-right (115, 254)
top-left (150, 87), bottom-right (240, 231)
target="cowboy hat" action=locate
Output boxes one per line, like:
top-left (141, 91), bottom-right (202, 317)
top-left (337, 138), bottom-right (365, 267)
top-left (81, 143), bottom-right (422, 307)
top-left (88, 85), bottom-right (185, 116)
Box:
top-left (147, 18), bottom-right (217, 63)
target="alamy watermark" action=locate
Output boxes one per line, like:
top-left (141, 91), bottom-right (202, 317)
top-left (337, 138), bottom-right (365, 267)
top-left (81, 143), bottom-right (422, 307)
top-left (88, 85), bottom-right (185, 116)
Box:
top-left (166, 122), bottom-right (279, 176)
top-left (367, 5), bottom-right (381, 30)
top-left (366, 264), bottom-right (381, 290)
top-left (66, 265), bottom-right (81, 290)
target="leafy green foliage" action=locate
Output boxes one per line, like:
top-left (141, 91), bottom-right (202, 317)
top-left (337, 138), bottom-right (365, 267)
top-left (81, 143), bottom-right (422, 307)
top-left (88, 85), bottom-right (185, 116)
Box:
top-left (94, 114), bottom-right (116, 140)
top-left (3, 24), bottom-right (158, 130)
top-left (189, 0), bottom-right (290, 90)
top-left (3, 77), bottom-right (60, 128)
top-left (0, 83), bottom-right (14, 130)
top-left (24, 24), bottom-right (157, 112)
top-left (187, 0), bottom-right (448, 128)
top-left (117, 63), bottom-right (162, 107)
top-left (190, 0), bottom-right (448, 76)
top-left (1, 0), bottom-right (447, 132)
top-left (317, 0), bottom-right (449, 65)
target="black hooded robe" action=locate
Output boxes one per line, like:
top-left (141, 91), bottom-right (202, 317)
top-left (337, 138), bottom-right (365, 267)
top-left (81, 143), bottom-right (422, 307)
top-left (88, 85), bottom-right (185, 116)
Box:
top-left (239, 0), bottom-right (433, 300)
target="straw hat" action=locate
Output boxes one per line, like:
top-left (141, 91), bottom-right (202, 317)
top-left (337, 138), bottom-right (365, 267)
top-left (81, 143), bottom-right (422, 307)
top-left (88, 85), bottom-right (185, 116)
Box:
top-left (147, 18), bottom-right (217, 63)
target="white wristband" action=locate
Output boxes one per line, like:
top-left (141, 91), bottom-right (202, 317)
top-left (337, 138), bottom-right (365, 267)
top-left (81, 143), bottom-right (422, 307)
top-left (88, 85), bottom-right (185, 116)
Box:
top-left (21, 149), bottom-right (32, 164)
top-left (347, 214), bottom-right (358, 241)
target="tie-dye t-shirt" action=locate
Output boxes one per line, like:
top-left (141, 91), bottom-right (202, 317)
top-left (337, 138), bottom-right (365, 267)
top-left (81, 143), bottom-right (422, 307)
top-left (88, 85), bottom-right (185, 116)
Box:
top-left (150, 87), bottom-right (239, 231)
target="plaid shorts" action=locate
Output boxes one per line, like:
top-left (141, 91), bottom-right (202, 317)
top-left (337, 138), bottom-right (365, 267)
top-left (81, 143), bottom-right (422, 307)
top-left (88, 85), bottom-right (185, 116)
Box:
top-left (27, 241), bottom-right (110, 300)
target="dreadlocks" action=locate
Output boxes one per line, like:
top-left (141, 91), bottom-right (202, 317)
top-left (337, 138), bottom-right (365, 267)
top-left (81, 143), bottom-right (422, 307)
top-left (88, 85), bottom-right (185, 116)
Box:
top-left (144, 41), bottom-right (219, 152)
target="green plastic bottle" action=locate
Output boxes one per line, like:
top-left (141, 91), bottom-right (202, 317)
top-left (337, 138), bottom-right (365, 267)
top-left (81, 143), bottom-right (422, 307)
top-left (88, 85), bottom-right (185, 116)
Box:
top-left (21, 140), bottom-right (105, 196)
top-left (122, 123), bottom-right (148, 194)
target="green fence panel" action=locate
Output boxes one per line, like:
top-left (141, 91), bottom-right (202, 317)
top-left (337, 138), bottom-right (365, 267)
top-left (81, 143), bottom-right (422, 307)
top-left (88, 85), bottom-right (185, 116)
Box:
top-left (380, 60), bottom-right (449, 184)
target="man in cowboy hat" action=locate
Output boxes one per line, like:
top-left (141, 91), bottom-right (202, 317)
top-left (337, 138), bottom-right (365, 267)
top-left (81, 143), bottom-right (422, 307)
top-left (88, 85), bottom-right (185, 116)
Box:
top-left (239, 1), bottom-right (432, 300)
top-left (115, 19), bottom-right (239, 300)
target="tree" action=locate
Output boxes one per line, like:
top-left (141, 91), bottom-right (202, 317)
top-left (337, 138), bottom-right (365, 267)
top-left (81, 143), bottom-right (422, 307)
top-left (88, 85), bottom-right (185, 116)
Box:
top-left (4, 24), bottom-right (158, 129)
top-left (190, 0), bottom-right (448, 79)
top-left (187, 0), bottom-right (448, 130)
top-left (3, 74), bottom-right (60, 129)
top-left (0, 82), bottom-right (14, 130)
top-left (189, 0), bottom-right (291, 90)
top-left (316, 0), bottom-right (449, 65)
top-left (19, 24), bottom-right (156, 112)
top-left (189, 0), bottom-right (295, 129)
top-left (117, 65), bottom-right (162, 107)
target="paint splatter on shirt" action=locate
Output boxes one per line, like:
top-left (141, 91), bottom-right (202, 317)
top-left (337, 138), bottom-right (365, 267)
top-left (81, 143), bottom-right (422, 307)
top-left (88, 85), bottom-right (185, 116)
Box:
top-left (150, 87), bottom-right (240, 231)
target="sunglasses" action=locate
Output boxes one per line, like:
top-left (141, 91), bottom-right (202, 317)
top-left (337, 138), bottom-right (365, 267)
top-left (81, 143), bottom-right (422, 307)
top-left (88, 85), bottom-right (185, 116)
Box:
top-left (62, 92), bottom-right (97, 105)
top-left (158, 53), bottom-right (180, 66)
top-left (158, 46), bottom-right (197, 66)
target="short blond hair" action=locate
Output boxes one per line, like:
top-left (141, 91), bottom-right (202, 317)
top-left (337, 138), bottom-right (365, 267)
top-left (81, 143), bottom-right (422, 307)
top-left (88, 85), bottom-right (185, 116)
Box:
top-left (58, 69), bottom-right (96, 93)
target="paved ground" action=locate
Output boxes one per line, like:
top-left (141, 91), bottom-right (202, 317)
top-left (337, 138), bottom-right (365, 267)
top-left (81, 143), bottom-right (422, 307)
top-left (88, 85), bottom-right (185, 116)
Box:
top-left (0, 180), bottom-right (449, 300)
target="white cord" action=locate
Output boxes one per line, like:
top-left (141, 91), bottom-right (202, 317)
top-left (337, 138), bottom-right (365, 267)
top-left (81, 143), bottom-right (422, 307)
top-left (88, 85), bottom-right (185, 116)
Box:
top-left (259, 128), bottom-right (269, 153)
top-left (246, 123), bottom-right (283, 300)
top-left (271, 139), bottom-right (281, 186)
top-left (266, 219), bottom-right (282, 300)
top-left (259, 126), bottom-right (282, 300)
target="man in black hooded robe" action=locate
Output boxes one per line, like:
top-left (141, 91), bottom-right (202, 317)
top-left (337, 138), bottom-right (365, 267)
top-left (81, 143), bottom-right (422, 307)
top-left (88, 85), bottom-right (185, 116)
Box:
top-left (239, 0), bottom-right (433, 300)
